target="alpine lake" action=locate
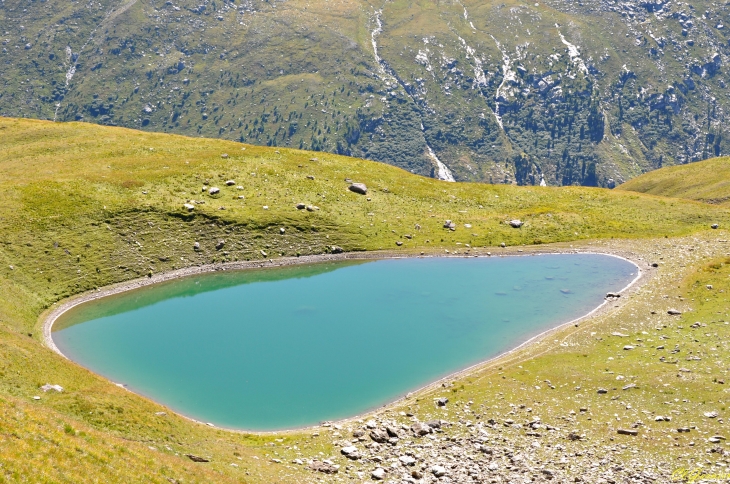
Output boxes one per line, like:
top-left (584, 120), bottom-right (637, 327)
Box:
top-left (53, 254), bottom-right (637, 431)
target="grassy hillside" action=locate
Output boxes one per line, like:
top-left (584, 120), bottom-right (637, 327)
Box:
top-left (618, 156), bottom-right (730, 206)
top-left (1, 0), bottom-right (729, 185)
top-left (0, 117), bottom-right (729, 482)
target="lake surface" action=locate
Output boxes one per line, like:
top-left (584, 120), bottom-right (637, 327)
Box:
top-left (53, 254), bottom-right (636, 430)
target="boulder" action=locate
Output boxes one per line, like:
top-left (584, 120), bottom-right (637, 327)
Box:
top-left (279, 227), bottom-right (285, 234)
top-left (349, 183), bottom-right (368, 195)
top-left (667, 309), bottom-right (682, 315)
top-left (340, 446), bottom-right (360, 460)
top-left (186, 454), bottom-right (210, 462)
top-left (606, 292), bottom-right (621, 299)
top-left (310, 460), bottom-right (339, 474)
top-left (617, 429), bottom-right (638, 436)
top-left (225, 180), bottom-right (236, 186)
top-left (330, 246), bottom-right (344, 254)
top-left (193, 242), bottom-right (200, 251)
top-left (209, 187), bottom-right (220, 195)
top-left (220, 153), bottom-right (229, 159)
top-left (385, 426), bottom-right (399, 438)
top-left (370, 429), bottom-right (389, 443)
top-left (443, 220), bottom-right (456, 230)
top-left (371, 467), bottom-right (386, 480)
top-left (40, 384), bottom-right (63, 393)
top-left (426, 420), bottom-right (442, 429)
top-left (215, 240), bottom-right (225, 250)
top-left (711, 224), bottom-right (719, 229)
top-left (295, 203), bottom-right (306, 210)
top-left (436, 397), bottom-right (449, 406)
top-left (399, 455), bottom-right (417, 466)
top-left (183, 203), bottom-right (195, 212)
top-left (509, 219), bottom-right (524, 228)
top-left (411, 422), bottom-right (432, 436)
top-left (431, 465), bottom-right (447, 477)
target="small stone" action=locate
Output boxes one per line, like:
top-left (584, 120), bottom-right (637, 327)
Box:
top-left (617, 429), bottom-right (638, 436)
top-left (193, 242), bottom-right (200, 251)
top-left (711, 224), bottom-right (719, 229)
top-left (411, 469), bottom-right (424, 479)
top-left (606, 292), bottom-right (621, 299)
top-left (183, 203), bottom-right (195, 211)
top-left (330, 246), bottom-right (344, 254)
top-left (279, 227), bottom-right (285, 234)
top-left (437, 397), bottom-right (449, 406)
top-left (443, 220), bottom-right (456, 230)
top-left (678, 427), bottom-right (691, 433)
top-left (349, 183), bottom-right (368, 195)
top-left (426, 420), bottom-right (442, 429)
top-left (705, 411), bottom-right (719, 418)
top-left (371, 467), bottom-right (386, 480)
top-left (667, 309), bottom-right (682, 315)
top-left (597, 388), bottom-right (608, 394)
top-left (310, 460), bottom-right (339, 474)
top-left (295, 203), bottom-right (306, 210)
top-left (209, 187), bottom-right (220, 195)
top-left (431, 465), bottom-right (447, 477)
top-left (500, 242), bottom-right (506, 248)
top-left (509, 219), bottom-right (524, 228)
top-left (225, 180), bottom-right (235, 186)
top-left (220, 153), bottom-right (229, 158)
top-left (306, 175), bottom-right (315, 180)
top-left (32, 396), bottom-right (40, 400)
top-left (396, 241), bottom-right (403, 246)
top-left (623, 345), bottom-right (635, 350)
top-left (215, 240), bottom-right (225, 250)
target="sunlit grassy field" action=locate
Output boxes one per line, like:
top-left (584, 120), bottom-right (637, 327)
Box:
top-left (619, 157), bottom-right (730, 206)
top-left (0, 117), bottom-right (729, 482)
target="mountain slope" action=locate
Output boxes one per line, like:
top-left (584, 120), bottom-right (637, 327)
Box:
top-left (618, 156), bottom-right (730, 205)
top-left (1, 0), bottom-right (728, 186)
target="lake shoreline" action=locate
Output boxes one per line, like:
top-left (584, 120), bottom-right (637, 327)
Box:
top-left (40, 242), bottom-right (650, 434)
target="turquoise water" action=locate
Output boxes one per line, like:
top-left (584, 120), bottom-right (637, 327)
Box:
top-left (53, 254), bottom-right (636, 430)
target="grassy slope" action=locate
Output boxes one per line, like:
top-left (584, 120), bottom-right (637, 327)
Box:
top-left (618, 157), bottom-right (730, 206)
top-left (0, 117), bottom-right (729, 482)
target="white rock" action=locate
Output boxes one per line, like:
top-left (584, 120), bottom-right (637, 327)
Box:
top-left (431, 465), bottom-right (447, 477)
top-left (371, 467), bottom-right (386, 480)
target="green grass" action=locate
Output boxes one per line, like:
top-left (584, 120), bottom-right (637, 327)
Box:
top-left (618, 157), bottom-right (730, 206)
top-left (0, 117), bottom-right (729, 482)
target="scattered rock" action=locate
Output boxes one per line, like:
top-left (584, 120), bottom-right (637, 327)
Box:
top-left (349, 183), bottom-right (368, 195)
top-left (220, 153), bottom-right (229, 159)
top-left (431, 465), bottom-right (447, 477)
top-left (623, 345), bottom-right (635, 350)
top-left (330, 246), bottom-right (344, 254)
top-left (225, 180), bottom-right (235, 186)
top-left (395, 241), bottom-right (403, 246)
top-left (437, 397), bottom-right (449, 406)
top-left (183, 203), bottom-right (195, 211)
top-left (597, 388), bottom-right (608, 394)
top-left (279, 227), bottom-right (285, 234)
top-left (296, 203), bottom-right (306, 210)
top-left (306, 175), bottom-right (315, 180)
top-left (426, 420), bottom-right (442, 429)
top-left (705, 411), bottom-right (719, 418)
top-left (444, 220), bottom-right (456, 230)
top-left (617, 429), bottom-right (638, 436)
top-left (209, 187), bottom-right (220, 195)
top-left (612, 332), bottom-right (629, 337)
top-left (509, 219), bottom-right (524, 228)
top-left (606, 292), bottom-right (621, 299)
top-left (678, 427), bottom-right (691, 433)
top-left (667, 309), bottom-right (682, 315)
top-left (711, 224), bottom-right (719, 229)
top-left (193, 242), bottom-right (200, 251)
top-left (215, 240), bottom-right (225, 250)
top-left (306, 205), bottom-right (319, 211)
top-left (186, 454), bottom-right (210, 462)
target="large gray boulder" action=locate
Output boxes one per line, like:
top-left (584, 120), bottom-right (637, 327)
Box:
top-left (349, 183), bottom-right (368, 195)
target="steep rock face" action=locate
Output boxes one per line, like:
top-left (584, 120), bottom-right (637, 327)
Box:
top-left (0, 0), bottom-right (727, 186)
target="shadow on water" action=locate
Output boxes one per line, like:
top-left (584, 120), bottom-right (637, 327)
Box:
top-left (54, 260), bottom-right (369, 331)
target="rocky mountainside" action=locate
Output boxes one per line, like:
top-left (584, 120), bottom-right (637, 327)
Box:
top-left (1, 0), bottom-right (727, 185)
